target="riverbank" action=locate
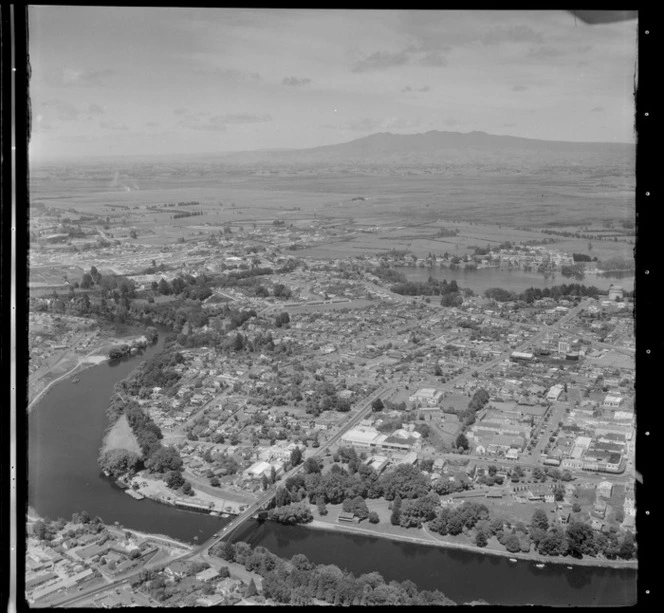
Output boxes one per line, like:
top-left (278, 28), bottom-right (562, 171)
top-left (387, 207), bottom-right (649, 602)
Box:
top-left (28, 351), bottom-right (108, 413)
top-left (305, 519), bottom-right (638, 571)
top-left (124, 473), bottom-right (249, 516)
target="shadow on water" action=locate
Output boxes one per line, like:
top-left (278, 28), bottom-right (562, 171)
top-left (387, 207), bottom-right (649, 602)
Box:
top-left (564, 565), bottom-right (592, 590)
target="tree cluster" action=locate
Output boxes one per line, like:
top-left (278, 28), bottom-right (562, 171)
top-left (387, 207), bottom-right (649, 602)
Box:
top-left (210, 542), bottom-right (455, 605)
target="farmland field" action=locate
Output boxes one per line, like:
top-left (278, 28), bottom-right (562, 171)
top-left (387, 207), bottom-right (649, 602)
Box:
top-left (30, 166), bottom-right (634, 231)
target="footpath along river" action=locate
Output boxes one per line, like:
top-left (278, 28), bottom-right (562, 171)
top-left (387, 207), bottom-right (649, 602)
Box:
top-left (27, 329), bottom-right (637, 605)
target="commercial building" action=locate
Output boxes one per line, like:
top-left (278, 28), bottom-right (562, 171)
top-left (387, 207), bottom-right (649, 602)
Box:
top-left (546, 384), bottom-right (564, 402)
top-left (408, 387), bottom-right (444, 406)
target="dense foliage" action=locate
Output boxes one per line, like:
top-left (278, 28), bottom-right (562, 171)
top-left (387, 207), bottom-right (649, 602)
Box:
top-left (209, 542), bottom-right (455, 605)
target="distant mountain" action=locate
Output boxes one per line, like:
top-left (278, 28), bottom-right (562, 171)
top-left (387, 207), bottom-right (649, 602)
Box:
top-left (215, 130), bottom-right (634, 172)
top-left (308, 130), bottom-right (633, 154)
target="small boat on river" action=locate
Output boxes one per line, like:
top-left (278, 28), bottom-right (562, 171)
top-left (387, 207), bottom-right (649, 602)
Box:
top-left (509, 558), bottom-right (517, 563)
top-left (535, 563), bottom-right (545, 569)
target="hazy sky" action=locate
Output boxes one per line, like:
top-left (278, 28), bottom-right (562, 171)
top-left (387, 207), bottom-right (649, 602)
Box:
top-left (29, 8), bottom-right (638, 161)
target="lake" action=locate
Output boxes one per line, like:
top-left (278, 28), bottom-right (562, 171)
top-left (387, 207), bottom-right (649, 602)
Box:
top-left (393, 266), bottom-right (634, 294)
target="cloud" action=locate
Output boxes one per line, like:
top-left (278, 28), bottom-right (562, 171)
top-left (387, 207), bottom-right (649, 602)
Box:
top-left (178, 116), bottom-right (226, 132)
top-left (481, 24), bottom-right (543, 46)
top-left (100, 120), bottom-right (129, 130)
top-left (352, 50), bottom-right (410, 73)
top-left (419, 51), bottom-right (447, 67)
top-left (217, 113), bottom-right (272, 125)
top-left (178, 112), bottom-right (272, 132)
top-left (174, 107), bottom-right (188, 116)
top-left (41, 99), bottom-right (81, 121)
top-left (88, 103), bottom-right (105, 115)
top-left (402, 85), bottom-right (430, 93)
top-left (512, 85), bottom-right (529, 92)
top-left (527, 45), bottom-right (564, 60)
top-left (193, 67), bottom-right (262, 82)
top-left (444, 119), bottom-right (460, 127)
top-left (503, 123), bottom-right (517, 128)
top-left (590, 106), bottom-right (605, 113)
top-left (47, 68), bottom-right (116, 87)
top-left (283, 76), bottom-right (312, 87)
top-left (146, 121), bottom-right (160, 127)
top-left (33, 115), bottom-right (54, 132)
top-left (325, 116), bottom-right (421, 132)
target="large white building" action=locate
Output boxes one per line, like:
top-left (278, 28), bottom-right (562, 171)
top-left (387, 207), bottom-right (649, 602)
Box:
top-left (408, 388), bottom-right (444, 406)
top-left (546, 384), bottom-right (565, 402)
top-left (341, 426), bottom-right (421, 453)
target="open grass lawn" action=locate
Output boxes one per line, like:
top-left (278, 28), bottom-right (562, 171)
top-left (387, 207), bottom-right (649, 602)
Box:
top-left (480, 498), bottom-right (557, 525)
top-left (102, 414), bottom-right (142, 456)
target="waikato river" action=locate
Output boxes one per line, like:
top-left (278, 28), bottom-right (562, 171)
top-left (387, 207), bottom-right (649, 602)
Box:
top-left (27, 328), bottom-right (636, 605)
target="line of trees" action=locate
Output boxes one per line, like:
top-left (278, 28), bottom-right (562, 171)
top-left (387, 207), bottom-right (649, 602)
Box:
top-left (209, 542), bottom-right (455, 605)
top-left (485, 283), bottom-right (604, 304)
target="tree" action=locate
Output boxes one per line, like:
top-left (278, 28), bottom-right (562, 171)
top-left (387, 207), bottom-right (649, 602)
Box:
top-left (303, 457), bottom-right (321, 474)
top-left (399, 494), bottom-right (439, 528)
top-left (505, 534), bottom-right (522, 553)
top-left (350, 496), bottom-right (370, 521)
top-left (269, 502), bottom-right (313, 525)
top-left (379, 464), bottom-right (430, 501)
top-left (245, 578), bottom-right (258, 598)
top-left (98, 449), bottom-right (141, 479)
top-left (290, 446), bottom-right (303, 467)
top-left (261, 474), bottom-right (269, 490)
top-left (566, 521), bottom-right (596, 558)
top-left (390, 495), bottom-right (402, 525)
top-left (275, 487), bottom-right (291, 507)
top-left (158, 277), bottom-right (171, 295)
top-left (182, 481), bottom-right (193, 495)
top-left (475, 530), bottom-right (488, 547)
top-left (32, 520), bottom-right (52, 541)
top-left (146, 446), bottom-right (183, 474)
top-left (619, 532), bottom-right (636, 560)
top-left (455, 433), bottom-right (469, 451)
top-left (538, 527), bottom-right (568, 557)
top-left (165, 470), bottom-right (185, 489)
top-left (80, 273), bottom-right (93, 289)
top-left (553, 483), bottom-right (565, 502)
top-left (371, 397), bottom-right (384, 412)
top-left (317, 498), bottom-right (328, 516)
top-left (531, 508), bottom-right (549, 532)
top-left (368, 511), bottom-right (380, 524)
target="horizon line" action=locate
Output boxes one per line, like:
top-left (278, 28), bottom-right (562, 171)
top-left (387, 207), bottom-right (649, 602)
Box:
top-left (29, 128), bottom-right (636, 165)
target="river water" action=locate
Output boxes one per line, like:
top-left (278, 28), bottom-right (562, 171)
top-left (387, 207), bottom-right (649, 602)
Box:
top-left (394, 266), bottom-right (634, 294)
top-left (27, 328), bottom-right (637, 606)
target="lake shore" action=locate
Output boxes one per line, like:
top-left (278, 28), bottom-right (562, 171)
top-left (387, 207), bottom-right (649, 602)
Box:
top-left (305, 519), bottom-right (638, 571)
